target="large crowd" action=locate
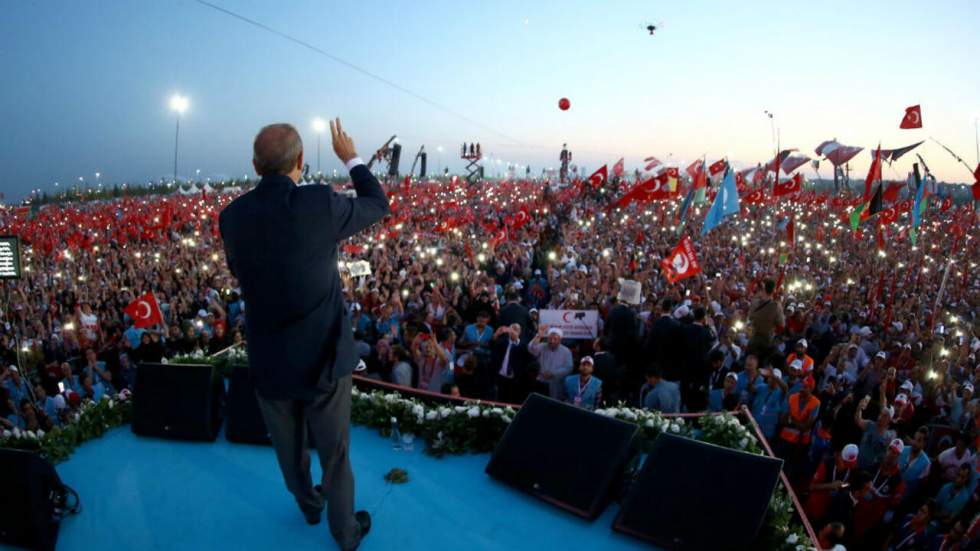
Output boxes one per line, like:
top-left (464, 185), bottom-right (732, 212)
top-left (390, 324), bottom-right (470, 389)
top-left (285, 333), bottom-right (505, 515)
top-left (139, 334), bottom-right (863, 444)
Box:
top-left (1, 167), bottom-right (979, 550)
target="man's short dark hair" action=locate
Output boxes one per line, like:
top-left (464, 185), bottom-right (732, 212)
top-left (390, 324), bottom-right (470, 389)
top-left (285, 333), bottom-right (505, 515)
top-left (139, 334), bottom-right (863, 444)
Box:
top-left (253, 123), bottom-right (303, 175)
top-left (505, 288), bottom-right (520, 302)
top-left (709, 349), bottom-right (725, 363)
top-left (763, 279), bottom-right (776, 295)
top-left (645, 365), bottom-right (663, 379)
top-left (661, 298), bottom-right (674, 312)
top-left (693, 307), bottom-right (706, 321)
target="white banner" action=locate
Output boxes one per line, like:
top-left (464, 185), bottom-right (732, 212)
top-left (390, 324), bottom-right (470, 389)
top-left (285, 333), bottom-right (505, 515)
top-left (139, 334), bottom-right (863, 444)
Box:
top-left (347, 260), bottom-right (372, 277)
top-left (539, 309), bottom-right (599, 340)
top-left (617, 279), bottom-right (642, 305)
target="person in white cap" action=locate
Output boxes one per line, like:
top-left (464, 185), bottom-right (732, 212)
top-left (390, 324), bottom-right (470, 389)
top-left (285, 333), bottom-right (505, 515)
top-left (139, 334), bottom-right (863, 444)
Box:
top-left (564, 356), bottom-right (602, 411)
top-left (529, 325), bottom-right (573, 400)
top-left (947, 381), bottom-right (975, 427)
top-left (708, 371), bottom-right (740, 412)
top-left (855, 438), bottom-right (906, 532)
top-left (805, 443), bottom-right (860, 525)
top-left (2, 365), bottom-right (32, 406)
top-left (786, 338), bottom-right (814, 374)
top-left (752, 367), bottom-right (787, 441)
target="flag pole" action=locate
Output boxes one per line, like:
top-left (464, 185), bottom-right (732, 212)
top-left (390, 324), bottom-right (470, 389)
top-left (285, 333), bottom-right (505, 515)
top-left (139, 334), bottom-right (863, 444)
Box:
top-left (930, 259), bottom-right (954, 334)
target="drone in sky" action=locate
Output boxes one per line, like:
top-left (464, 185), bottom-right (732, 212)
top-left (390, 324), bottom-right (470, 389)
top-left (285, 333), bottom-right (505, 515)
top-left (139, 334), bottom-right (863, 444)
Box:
top-left (642, 22), bottom-right (664, 36)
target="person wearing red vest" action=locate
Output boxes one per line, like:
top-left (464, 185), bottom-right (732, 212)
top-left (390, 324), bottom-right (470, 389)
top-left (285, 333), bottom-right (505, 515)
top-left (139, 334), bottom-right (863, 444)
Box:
top-left (805, 443), bottom-right (860, 525)
top-left (781, 376), bottom-right (820, 446)
top-left (786, 338), bottom-right (814, 374)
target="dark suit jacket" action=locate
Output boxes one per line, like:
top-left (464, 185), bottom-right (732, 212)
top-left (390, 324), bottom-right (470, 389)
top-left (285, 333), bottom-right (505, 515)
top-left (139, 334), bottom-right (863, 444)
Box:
top-left (644, 314), bottom-right (684, 380)
top-left (489, 334), bottom-right (531, 381)
top-left (497, 302), bottom-right (531, 337)
top-left (219, 167), bottom-right (389, 399)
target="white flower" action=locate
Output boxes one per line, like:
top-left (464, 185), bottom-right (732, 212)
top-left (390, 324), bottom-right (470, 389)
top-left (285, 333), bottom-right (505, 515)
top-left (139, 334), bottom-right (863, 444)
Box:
top-left (605, 407), bottom-right (620, 417)
top-left (501, 415), bottom-right (513, 423)
top-left (481, 409), bottom-right (491, 417)
top-left (491, 408), bottom-right (503, 416)
top-left (384, 394), bottom-right (398, 403)
top-left (161, 357), bottom-right (169, 364)
top-left (438, 407), bottom-right (452, 419)
top-left (13, 427), bottom-right (22, 438)
top-left (26, 431), bottom-right (37, 440)
top-left (411, 404), bottom-right (424, 417)
top-left (119, 389), bottom-right (131, 401)
top-left (101, 394), bottom-right (110, 401)
top-left (669, 423), bottom-right (680, 433)
top-left (390, 416), bottom-right (397, 424)
top-left (674, 417), bottom-right (685, 426)
top-left (454, 406), bottom-right (468, 413)
top-left (622, 410), bottom-right (637, 421)
top-left (2, 430), bottom-right (10, 438)
top-left (466, 407), bottom-right (480, 418)
top-left (425, 410), bottom-right (438, 421)
top-left (74, 413), bottom-right (80, 422)
top-left (37, 429), bottom-right (45, 438)
top-left (108, 399), bottom-right (115, 409)
top-left (644, 419), bottom-right (655, 428)
top-left (786, 533), bottom-right (798, 544)
top-left (739, 438), bottom-right (748, 449)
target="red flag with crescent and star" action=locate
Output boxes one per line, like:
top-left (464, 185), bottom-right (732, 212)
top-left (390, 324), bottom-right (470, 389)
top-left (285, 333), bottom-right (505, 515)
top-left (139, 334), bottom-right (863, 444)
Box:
top-left (772, 174), bottom-right (802, 197)
top-left (612, 158), bottom-right (625, 178)
top-left (123, 292), bottom-right (164, 329)
top-left (900, 105), bottom-right (922, 129)
top-left (587, 165), bottom-right (608, 189)
top-left (660, 235), bottom-right (701, 283)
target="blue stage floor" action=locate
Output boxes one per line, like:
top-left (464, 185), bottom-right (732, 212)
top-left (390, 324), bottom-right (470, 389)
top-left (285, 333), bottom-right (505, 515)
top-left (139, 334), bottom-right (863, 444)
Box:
top-left (31, 426), bottom-right (654, 550)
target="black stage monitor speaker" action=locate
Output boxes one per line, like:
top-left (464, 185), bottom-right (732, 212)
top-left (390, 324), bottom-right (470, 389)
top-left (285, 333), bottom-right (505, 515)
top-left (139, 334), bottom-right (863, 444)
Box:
top-left (132, 362), bottom-right (224, 441)
top-left (485, 393), bottom-right (637, 520)
top-left (0, 449), bottom-right (74, 551)
top-left (614, 433), bottom-right (783, 550)
top-left (226, 364), bottom-right (272, 445)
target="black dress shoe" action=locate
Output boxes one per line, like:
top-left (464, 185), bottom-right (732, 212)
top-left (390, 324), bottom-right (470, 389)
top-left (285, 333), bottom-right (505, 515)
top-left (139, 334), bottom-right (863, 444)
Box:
top-left (355, 510), bottom-right (371, 537)
top-left (305, 485), bottom-right (325, 525)
top-left (342, 511), bottom-right (372, 551)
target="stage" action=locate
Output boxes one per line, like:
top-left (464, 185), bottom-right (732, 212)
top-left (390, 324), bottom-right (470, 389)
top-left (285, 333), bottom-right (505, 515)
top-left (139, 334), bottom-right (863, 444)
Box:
top-left (40, 425), bottom-right (654, 550)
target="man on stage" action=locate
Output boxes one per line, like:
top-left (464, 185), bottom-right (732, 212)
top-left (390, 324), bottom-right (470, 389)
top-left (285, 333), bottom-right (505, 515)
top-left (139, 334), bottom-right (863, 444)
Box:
top-left (220, 119), bottom-right (389, 550)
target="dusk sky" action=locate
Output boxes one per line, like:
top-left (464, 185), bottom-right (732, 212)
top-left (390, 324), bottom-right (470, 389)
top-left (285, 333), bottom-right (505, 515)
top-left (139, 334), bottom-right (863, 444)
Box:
top-left (2, 0), bottom-right (978, 199)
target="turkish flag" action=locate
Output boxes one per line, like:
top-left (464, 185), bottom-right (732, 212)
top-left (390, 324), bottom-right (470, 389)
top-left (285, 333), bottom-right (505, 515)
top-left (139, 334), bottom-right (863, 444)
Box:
top-left (941, 197), bottom-right (953, 212)
top-left (644, 156), bottom-right (662, 171)
top-left (973, 163), bottom-right (980, 200)
top-left (587, 165), bottom-right (608, 189)
top-left (772, 174), bottom-right (802, 197)
top-left (685, 159), bottom-right (702, 179)
top-left (123, 292), bottom-right (164, 329)
top-left (708, 159), bottom-right (727, 176)
top-left (878, 206), bottom-right (898, 226)
top-left (742, 189), bottom-right (766, 205)
top-left (612, 158), bottom-right (625, 178)
top-left (660, 235), bottom-right (702, 283)
top-left (883, 182), bottom-right (904, 203)
top-left (900, 105), bottom-right (922, 129)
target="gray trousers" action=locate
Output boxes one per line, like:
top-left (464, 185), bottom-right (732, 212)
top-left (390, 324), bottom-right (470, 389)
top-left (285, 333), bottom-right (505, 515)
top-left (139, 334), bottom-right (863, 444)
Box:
top-left (256, 375), bottom-right (359, 549)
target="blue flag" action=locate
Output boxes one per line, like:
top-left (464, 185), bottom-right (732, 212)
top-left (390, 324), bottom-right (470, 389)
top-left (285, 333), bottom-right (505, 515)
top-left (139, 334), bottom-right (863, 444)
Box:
top-left (720, 168), bottom-right (740, 217)
top-left (701, 166), bottom-right (740, 235)
top-left (676, 186), bottom-right (695, 233)
top-left (911, 164), bottom-right (926, 244)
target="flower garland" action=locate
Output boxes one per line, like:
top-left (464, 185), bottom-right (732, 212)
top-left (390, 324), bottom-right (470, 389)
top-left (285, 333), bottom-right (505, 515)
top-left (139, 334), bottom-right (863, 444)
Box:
top-left (351, 389), bottom-right (812, 550)
top-left (0, 391), bottom-right (134, 464)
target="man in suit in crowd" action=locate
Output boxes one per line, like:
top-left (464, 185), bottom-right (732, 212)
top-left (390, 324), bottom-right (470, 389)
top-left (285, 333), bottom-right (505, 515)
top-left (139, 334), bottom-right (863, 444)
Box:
top-left (497, 287), bottom-right (531, 338)
top-left (220, 119), bottom-right (389, 551)
top-left (681, 306), bottom-right (716, 411)
top-left (490, 323), bottom-right (531, 404)
top-left (644, 298), bottom-right (684, 382)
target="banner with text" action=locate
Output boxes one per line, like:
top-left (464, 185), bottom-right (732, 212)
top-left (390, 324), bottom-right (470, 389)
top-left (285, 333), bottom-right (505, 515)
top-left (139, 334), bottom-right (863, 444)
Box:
top-left (539, 309), bottom-right (599, 340)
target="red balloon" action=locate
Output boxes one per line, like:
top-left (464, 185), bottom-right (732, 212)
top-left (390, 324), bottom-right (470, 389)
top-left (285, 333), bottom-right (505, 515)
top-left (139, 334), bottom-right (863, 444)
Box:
top-left (558, 97), bottom-right (570, 111)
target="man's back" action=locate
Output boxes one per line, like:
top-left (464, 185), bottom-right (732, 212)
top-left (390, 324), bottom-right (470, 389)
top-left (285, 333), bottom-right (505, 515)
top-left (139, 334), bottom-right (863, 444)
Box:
top-left (646, 315), bottom-right (683, 379)
top-left (220, 166), bottom-right (388, 399)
